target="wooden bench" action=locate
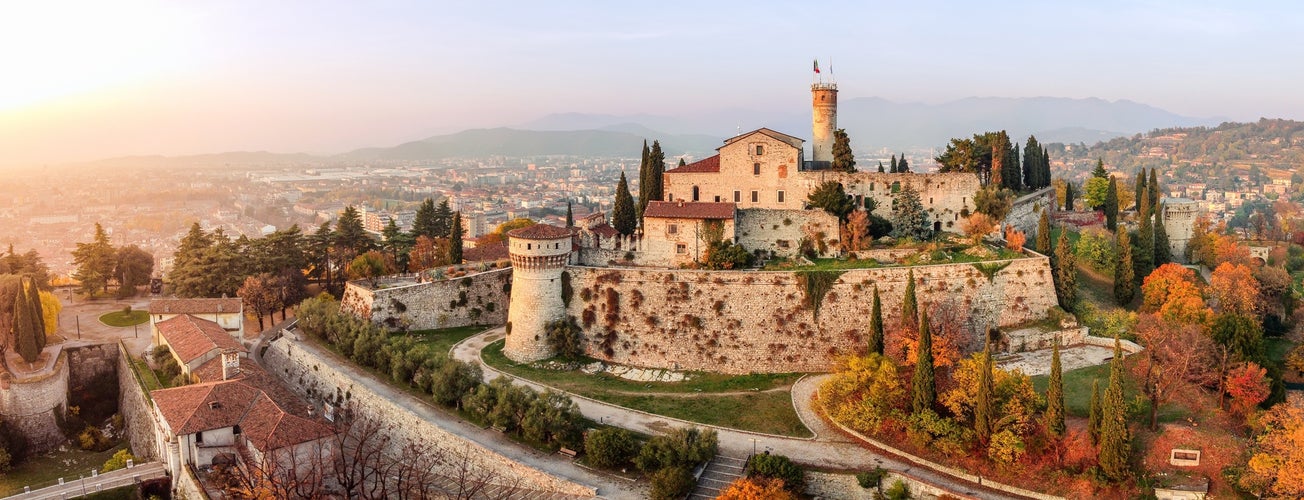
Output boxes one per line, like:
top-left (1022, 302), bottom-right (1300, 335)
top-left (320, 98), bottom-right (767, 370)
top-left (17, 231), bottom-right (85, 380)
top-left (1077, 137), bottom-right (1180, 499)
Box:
top-left (491, 425), bottom-right (506, 434)
top-left (558, 447), bottom-right (578, 458)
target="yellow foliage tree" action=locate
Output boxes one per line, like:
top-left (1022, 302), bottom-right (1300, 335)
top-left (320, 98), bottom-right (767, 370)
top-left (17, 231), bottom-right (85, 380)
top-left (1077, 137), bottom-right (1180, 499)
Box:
top-left (1241, 403), bottom-right (1304, 497)
top-left (38, 290), bottom-right (61, 339)
top-left (821, 354), bottom-right (904, 434)
top-left (716, 477), bottom-right (796, 500)
top-left (1209, 262), bottom-right (1259, 317)
top-left (1140, 264), bottom-right (1211, 327)
top-left (962, 213), bottom-right (997, 245)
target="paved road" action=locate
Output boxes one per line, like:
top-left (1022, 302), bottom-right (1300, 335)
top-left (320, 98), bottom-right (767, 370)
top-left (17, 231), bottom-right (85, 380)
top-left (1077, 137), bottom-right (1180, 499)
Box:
top-left (454, 328), bottom-right (1030, 500)
top-left (3, 461), bottom-right (166, 500)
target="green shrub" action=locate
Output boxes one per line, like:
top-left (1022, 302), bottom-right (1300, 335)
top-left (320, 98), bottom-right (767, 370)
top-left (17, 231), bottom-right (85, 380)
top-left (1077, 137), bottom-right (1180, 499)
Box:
top-left (856, 467), bottom-right (887, 488)
top-left (101, 449), bottom-right (135, 473)
top-left (883, 479), bottom-right (911, 500)
top-left (634, 427), bottom-right (718, 472)
top-left (747, 453), bottom-right (804, 492)
top-left (78, 426), bottom-right (112, 451)
top-left (649, 466), bottom-right (695, 500)
top-left (584, 427), bottom-right (641, 469)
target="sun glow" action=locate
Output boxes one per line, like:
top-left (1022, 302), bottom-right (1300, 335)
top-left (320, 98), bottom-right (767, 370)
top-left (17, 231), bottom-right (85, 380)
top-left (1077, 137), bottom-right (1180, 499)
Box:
top-left (0, 1), bottom-right (194, 111)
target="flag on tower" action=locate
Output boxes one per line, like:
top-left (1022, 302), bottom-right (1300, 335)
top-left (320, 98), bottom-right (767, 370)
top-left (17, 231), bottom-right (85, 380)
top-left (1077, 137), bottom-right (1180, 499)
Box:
top-left (813, 59), bottom-right (820, 74)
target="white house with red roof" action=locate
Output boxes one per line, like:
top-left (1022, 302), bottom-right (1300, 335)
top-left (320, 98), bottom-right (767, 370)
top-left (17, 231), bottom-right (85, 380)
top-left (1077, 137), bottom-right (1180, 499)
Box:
top-left (149, 297), bottom-right (244, 344)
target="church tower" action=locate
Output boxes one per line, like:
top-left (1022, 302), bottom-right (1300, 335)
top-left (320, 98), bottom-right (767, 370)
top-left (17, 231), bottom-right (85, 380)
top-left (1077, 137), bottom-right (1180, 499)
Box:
top-left (811, 82), bottom-right (839, 163)
top-left (503, 224), bottom-right (574, 363)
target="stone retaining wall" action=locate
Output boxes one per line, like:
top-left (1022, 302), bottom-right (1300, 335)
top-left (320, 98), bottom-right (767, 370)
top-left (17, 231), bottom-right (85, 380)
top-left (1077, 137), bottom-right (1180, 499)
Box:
top-left (805, 470), bottom-right (976, 500)
top-left (116, 342), bottom-right (161, 461)
top-left (262, 336), bottom-right (596, 497)
top-left (341, 268), bottom-right (511, 331)
top-left (0, 348), bottom-right (69, 454)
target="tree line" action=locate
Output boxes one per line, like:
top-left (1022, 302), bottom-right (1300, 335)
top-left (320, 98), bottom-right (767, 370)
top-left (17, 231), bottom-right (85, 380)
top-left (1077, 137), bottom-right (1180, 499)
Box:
top-left (70, 223), bottom-right (154, 298)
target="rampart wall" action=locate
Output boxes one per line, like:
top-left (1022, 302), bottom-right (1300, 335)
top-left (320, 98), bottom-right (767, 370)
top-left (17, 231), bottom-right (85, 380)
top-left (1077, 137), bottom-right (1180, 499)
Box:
top-left (735, 208), bottom-right (840, 258)
top-left (340, 268), bottom-right (512, 331)
top-left (0, 349), bottom-right (69, 453)
top-left (116, 342), bottom-right (162, 461)
top-left (794, 172), bottom-right (982, 233)
top-left (559, 255), bottom-right (1057, 374)
top-left (262, 337), bottom-right (597, 497)
top-left (1005, 186), bottom-right (1056, 237)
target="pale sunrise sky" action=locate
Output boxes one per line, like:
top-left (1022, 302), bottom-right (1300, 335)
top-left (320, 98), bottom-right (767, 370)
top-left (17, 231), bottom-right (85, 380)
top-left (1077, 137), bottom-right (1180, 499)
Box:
top-left (1, 0), bottom-right (1301, 166)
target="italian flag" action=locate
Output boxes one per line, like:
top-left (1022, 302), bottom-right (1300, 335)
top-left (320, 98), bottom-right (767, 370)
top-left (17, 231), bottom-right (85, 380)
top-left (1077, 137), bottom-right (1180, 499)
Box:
top-left (813, 59), bottom-right (820, 74)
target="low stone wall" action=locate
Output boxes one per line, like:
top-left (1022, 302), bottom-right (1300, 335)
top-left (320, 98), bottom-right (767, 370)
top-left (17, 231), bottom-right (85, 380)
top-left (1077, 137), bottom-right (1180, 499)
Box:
top-left (0, 348), bottom-right (70, 454)
top-left (851, 248), bottom-right (919, 263)
top-left (341, 268), bottom-right (512, 331)
top-left (805, 470), bottom-right (975, 500)
top-left (559, 255), bottom-right (1058, 374)
top-left (1082, 334), bottom-right (1143, 355)
top-left (1005, 327), bottom-right (1087, 354)
top-left (262, 337), bottom-right (596, 497)
top-left (116, 342), bottom-right (161, 461)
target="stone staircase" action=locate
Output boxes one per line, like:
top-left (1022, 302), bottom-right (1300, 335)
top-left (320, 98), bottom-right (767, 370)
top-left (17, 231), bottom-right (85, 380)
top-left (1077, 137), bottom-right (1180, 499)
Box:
top-left (687, 455), bottom-right (747, 500)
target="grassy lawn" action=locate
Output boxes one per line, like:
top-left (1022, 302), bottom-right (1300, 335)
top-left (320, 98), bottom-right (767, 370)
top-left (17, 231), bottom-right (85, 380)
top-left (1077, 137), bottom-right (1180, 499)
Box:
top-left (1031, 363), bottom-right (1188, 423)
top-left (402, 325), bottom-right (487, 355)
top-left (128, 357), bottom-right (162, 393)
top-left (482, 340), bottom-right (812, 437)
top-left (98, 310), bottom-right (149, 327)
top-left (0, 443), bottom-right (128, 497)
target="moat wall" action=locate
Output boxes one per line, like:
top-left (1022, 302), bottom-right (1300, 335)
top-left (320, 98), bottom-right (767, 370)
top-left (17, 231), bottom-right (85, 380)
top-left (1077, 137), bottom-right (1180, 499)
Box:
top-left (116, 342), bottom-right (162, 461)
top-left (554, 255), bottom-right (1057, 374)
top-left (340, 268), bottom-right (512, 331)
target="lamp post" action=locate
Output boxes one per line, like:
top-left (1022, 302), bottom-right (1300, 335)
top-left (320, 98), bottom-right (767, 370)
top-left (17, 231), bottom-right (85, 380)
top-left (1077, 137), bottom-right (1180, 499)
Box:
top-left (748, 438), bottom-right (757, 457)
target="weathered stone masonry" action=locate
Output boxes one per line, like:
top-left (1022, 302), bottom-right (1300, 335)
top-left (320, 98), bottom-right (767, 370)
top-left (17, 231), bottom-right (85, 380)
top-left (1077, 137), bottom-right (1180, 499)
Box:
top-left (340, 268), bottom-right (511, 332)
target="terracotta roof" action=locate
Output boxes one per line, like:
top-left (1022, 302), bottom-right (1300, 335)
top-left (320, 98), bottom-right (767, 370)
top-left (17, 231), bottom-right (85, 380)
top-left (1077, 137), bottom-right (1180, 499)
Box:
top-left (157, 315), bottom-right (246, 365)
top-left (585, 222), bottom-right (619, 238)
top-left (507, 224), bottom-right (574, 240)
top-left (150, 298), bottom-right (243, 315)
top-left (665, 155), bottom-right (720, 174)
top-left (643, 201), bottom-right (736, 220)
top-left (152, 372), bottom-right (335, 453)
top-left (720, 128), bottom-right (805, 149)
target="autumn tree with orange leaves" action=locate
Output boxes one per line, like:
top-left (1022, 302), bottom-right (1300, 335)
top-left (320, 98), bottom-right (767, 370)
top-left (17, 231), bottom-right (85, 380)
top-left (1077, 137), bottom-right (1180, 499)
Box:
top-left (1140, 264), bottom-right (1212, 327)
top-left (1209, 262), bottom-right (1260, 317)
top-left (1131, 314), bottom-right (1218, 430)
top-left (1224, 362), bottom-right (1270, 421)
top-left (716, 477), bottom-right (796, 500)
top-left (1239, 402), bottom-right (1304, 498)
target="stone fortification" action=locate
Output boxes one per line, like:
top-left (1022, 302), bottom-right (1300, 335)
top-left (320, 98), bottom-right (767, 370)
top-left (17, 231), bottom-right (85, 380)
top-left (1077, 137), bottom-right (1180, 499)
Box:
top-left (735, 208), bottom-right (840, 259)
top-left (555, 255), bottom-right (1057, 374)
top-left (262, 336), bottom-right (596, 497)
top-left (0, 349), bottom-right (70, 453)
top-left (340, 268), bottom-right (511, 331)
top-left (1162, 198), bottom-right (1199, 263)
top-left (116, 342), bottom-right (162, 460)
top-left (504, 225), bottom-right (574, 362)
top-left (1004, 186), bottom-right (1056, 236)
top-left (792, 171), bottom-right (982, 233)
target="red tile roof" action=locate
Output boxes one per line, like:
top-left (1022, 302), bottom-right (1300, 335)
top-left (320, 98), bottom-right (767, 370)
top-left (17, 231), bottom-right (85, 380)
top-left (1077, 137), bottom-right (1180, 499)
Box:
top-left (507, 223), bottom-right (574, 240)
top-left (157, 315), bottom-right (246, 365)
top-left (150, 298), bottom-right (243, 315)
top-left (152, 371), bottom-right (335, 453)
top-left (643, 201), bottom-right (736, 220)
top-left (665, 155), bottom-right (720, 174)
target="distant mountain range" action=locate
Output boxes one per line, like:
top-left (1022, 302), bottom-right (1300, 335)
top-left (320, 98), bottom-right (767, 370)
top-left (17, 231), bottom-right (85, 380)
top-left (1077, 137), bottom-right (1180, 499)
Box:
top-left (81, 96), bottom-right (1225, 167)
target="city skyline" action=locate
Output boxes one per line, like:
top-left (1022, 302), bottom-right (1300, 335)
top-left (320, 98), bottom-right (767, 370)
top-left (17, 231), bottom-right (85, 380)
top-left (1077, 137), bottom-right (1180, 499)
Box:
top-left (2, 0), bottom-right (1303, 166)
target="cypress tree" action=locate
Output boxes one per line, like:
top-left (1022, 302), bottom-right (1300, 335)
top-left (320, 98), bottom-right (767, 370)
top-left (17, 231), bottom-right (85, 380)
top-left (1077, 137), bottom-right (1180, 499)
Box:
top-left (901, 269), bottom-right (918, 332)
top-left (636, 140), bottom-right (650, 223)
top-left (1045, 337), bottom-right (1066, 438)
top-left (1135, 195), bottom-right (1155, 282)
top-left (1036, 210), bottom-right (1052, 255)
top-left (1135, 169), bottom-right (1146, 212)
top-left (448, 212), bottom-right (464, 264)
top-left (1053, 231), bottom-right (1077, 310)
top-left (831, 129), bottom-right (856, 172)
top-left (1041, 148), bottom-right (1051, 189)
top-left (897, 155), bottom-right (909, 173)
top-left (27, 277), bottom-right (46, 350)
top-left (565, 202), bottom-right (574, 228)
top-left (1104, 176), bottom-right (1119, 231)
top-left (678, 158), bottom-right (686, 167)
top-left (1154, 203), bottom-right (1172, 266)
top-left (1098, 338), bottom-right (1132, 481)
top-left (1114, 229), bottom-right (1135, 305)
top-left (1064, 182), bottom-right (1075, 212)
top-left (13, 277), bottom-right (44, 363)
top-left (975, 338), bottom-right (993, 443)
top-left (911, 305), bottom-right (935, 415)
top-left (890, 155), bottom-right (898, 173)
top-left (612, 172), bottom-right (637, 236)
top-left (1088, 378), bottom-right (1102, 445)
top-left (877, 161), bottom-right (885, 173)
top-left (648, 140), bottom-right (665, 203)
top-left (868, 285), bottom-right (884, 355)
top-left (1148, 168), bottom-right (1160, 212)
top-left (1023, 136), bottom-right (1042, 190)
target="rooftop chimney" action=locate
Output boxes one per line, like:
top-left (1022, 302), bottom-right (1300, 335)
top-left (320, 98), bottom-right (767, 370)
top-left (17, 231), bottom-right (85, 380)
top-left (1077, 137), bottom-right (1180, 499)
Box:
top-left (221, 349), bottom-right (241, 380)
top-left (306, 406), bottom-right (316, 418)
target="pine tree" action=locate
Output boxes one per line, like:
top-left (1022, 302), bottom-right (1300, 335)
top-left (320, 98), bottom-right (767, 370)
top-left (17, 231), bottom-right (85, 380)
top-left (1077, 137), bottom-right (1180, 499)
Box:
top-left (1104, 176), bottom-right (1119, 231)
top-left (1045, 337), bottom-right (1066, 438)
top-left (1114, 229), bottom-right (1135, 305)
top-left (433, 199), bottom-right (454, 238)
top-left (411, 198), bottom-right (438, 240)
top-left (1036, 210), bottom-right (1052, 255)
top-left (1098, 338), bottom-right (1132, 481)
top-left (1154, 203), bottom-right (1172, 266)
top-left (448, 212), bottom-right (464, 264)
top-left (612, 172), bottom-right (637, 236)
top-left (678, 158), bottom-right (686, 167)
top-left (901, 269), bottom-right (918, 332)
top-left (1053, 231), bottom-right (1077, 310)
top-left (1088, 378), bottom-right (1102, 445)
top-left (1134, 169), bottom-right (1146, 212)
top-left (911, 306), bottom-right (935, 415)
top-left (975, 338), bottom-right (993, 443)
top-left (1135, 195), bottom-right (1155, 282)
top-left (1148, 168), bottom-right (1160, 213)
top-left (565, 202), bottom-right (574, 228)
top-left (1064, 182), bottom-right (1075, 212)
top-left (868, 285), bottom-right (884, 355)
top-left (72, 222), bottom-right (116, 297)
top-left (831, 129), bottom-right (856, 172)
top-left (334, 206), bottom-right (372, 255)
top-left (1092, 159), bottom-right (1108, 179)
top-left (890, 155), bottom-right (898, 173)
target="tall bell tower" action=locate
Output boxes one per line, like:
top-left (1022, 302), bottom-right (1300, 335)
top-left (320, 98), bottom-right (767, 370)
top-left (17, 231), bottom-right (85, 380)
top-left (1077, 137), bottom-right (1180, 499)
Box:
top-left (811, 82), bottom-right (839, 163)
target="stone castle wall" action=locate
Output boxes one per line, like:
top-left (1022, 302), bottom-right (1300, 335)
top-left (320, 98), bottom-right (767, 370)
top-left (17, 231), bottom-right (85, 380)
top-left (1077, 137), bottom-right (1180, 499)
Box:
top-left (793, 171), bottom-right (983, 234)
top-left (340, 268), bottom-right (512, 331)
top-left (1163, 199), bottom-right (1199, 263)
top-left (262, 337), bottom-right (596, 497)
top-left (116, 342), bottom-right (162, 461)
top-left (553, 255), bottom-right (1057, 374)
top-left (0, 348), bottom-right (70, 453)
top-left (735, 208), bottom-right (840, 259)
top-left (1005, 186), bottom-right (1056, 236)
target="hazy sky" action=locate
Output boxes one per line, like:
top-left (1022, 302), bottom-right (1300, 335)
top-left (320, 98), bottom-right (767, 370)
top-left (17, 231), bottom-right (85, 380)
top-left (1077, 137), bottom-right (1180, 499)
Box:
top-left (2, 0), bottom-right (1302, 166)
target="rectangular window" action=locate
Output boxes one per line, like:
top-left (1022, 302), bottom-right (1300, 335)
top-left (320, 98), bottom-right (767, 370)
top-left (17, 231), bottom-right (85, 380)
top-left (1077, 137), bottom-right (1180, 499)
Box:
top-left (755, 145), bottom-right (764, 155)
top-left (676, 244), bottom-right (687, 254)
top-left (196, 431), bottom-right (204, 444)
top-left (751, 191), bottom-right (758, 203)
top-left (668, 224), bottom-right (678, 234)
top-left (777, 240), bottom-right (790, 249)
top-left (734, 191), bottom-right (741, 202)
top-left (753, 163), bottom-right (761, 175)
top-left (714, 195), bottom-right (721, 202)
top-left (777, 190), bottom-right (785, 203)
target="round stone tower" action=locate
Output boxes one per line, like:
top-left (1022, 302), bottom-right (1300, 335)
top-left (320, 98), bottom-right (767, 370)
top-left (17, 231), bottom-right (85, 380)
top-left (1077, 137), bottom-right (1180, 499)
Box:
top-left (504, 224), bottom-right (574, 363)
top-left (811, 82), bottom-right (839, 163)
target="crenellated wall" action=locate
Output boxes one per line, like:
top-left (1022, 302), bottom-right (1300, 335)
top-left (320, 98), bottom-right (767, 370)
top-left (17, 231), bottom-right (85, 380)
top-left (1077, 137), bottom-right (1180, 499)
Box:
top-left (552, 255), bottom-right (1057, 374)
top-left (340, 268), bottom-right (512, 331)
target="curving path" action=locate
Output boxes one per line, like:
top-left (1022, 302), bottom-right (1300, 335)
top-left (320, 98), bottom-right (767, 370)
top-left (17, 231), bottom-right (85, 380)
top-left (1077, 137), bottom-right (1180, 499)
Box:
top-left (453, 329), bottom-right (1030, 500)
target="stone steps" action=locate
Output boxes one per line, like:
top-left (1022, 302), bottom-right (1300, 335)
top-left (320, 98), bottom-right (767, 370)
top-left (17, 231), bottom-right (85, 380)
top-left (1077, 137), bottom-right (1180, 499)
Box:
top-left (687, 455), bottom-right (748, 500)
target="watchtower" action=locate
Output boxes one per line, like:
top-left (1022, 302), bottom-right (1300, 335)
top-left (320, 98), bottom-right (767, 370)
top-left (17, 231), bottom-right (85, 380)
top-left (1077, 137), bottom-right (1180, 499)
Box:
top-left (503, 224), bottom-right (574, 363)
top-left (811, 83), bottom-right (839, 163)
